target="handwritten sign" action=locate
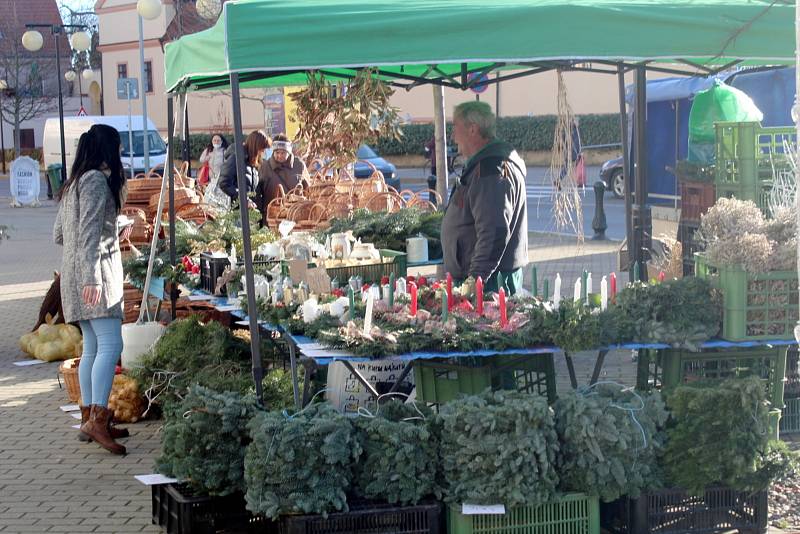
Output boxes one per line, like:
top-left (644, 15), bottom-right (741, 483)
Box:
top-left (10, 156), bottom-right (41, 206)
top-left (306, 267), bottom-right (331, 295)
top-left (326, 360), bottom-right (415, 415)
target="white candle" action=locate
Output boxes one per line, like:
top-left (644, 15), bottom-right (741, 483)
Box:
top-left (573, 278), bottom-right (582, 302)
top-left (586, 273), bottom-right (593, 301)
top-left (600, 276), bottom-right (608, 311)
top-left (554, 273), bottom-right (562, 310)
top-left (363, 291), bottom-right (374, 334)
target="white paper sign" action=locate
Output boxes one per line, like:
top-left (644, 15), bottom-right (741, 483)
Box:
top-left (462, 504), bottom-right (506, 515)
top-left (60, 404), bottom-right (80, 412)
top-left (70, 412), bottom-right (82, 419)
top-left (135, 474), bottom-right (179, 485)
top-left (10, 156), bottom-right (41, 206)
top-left (326, 359), bottom-right (415, 415)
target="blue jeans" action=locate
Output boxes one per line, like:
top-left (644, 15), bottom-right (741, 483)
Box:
top-left (78, 318), bottom-right (123, 407)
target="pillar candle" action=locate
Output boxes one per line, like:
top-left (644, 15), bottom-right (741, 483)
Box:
top-left (574, 278), bottom-right (582, 302)
top-left (600, 276), bottom-right (608, 311)
top-left (396, 276), bottom-right (407, 296)
top-left (409, 282), bottom-right (418, 316)
top-left (442, 291), bottom-right (449, 321)
top-left (496, 271), bottom-right (503, 294)
top-left (348, 287), bottom-right (355, 321)
top-left (633, 262), bottom-right (640, 283)
top-left (446, 273), bottom-right (453, 312)
top-left (581, 270), bottom-right (588, 302)
top-left (658, 271), bottom-right (666, 282)
top-left (475, 276), bottom-right (484, 316)
top-left (499, 287), bottom-right (508, 327)
top-left (586, 273), bottom-right (593, 304)
top-left (363, 291), bottom-right (374, 334)
top-left (542, 279), bottom-right (549, 300)
top-left (610, 272), bottom-right (617, 303)
top-left (554, 274), bottom-right (562, 309)
top-left (531, 265), bottom-right (538, 297)
top-left (389, 272), bottom-right (396, 307)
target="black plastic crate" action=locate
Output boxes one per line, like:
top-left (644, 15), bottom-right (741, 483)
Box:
top-left (151, 483), bottom-right (273, 534)
top-left (678, 221), bottom-right (701, 277)
top-left (280, 501), bottom-right (442, 534)
top-left (603, 487), bottom-right (767, 534)
top-left (200, 253), bottom-right (231, 295)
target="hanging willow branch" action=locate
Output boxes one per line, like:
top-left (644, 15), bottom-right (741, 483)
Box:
top-left (548, 71), bottom-right (584, 240)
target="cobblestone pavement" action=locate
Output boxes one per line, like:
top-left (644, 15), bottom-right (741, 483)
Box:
top-left (0, 175), bottom-right (792, 533)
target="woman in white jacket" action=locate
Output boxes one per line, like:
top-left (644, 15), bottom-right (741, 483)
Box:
top-left (199, 134), bottom-right (230, 210)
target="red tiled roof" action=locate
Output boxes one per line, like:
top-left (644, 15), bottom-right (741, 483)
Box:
top-left (0, 0), bottom-right (71, 59)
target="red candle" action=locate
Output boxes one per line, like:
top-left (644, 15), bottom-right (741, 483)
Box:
top-left (476, 276), bottom-right (484, 316)
top-left (610, 273), bottom-right (617, 303)
top-left (446, 273), bottom-right (453, 312)
top-left (499, 287), bottom-right (508, 327)
top-left (409, 282), bottom-right (418, 316)
top-left (658, 271), bottom-right (666, 282)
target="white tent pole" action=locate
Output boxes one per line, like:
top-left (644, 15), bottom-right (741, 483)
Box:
top-left (433, 85), bottom-right (449, 204)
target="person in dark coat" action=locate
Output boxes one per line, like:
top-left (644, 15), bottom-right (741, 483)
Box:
top-left (218, 130), bottom-right (271, 209)
top-left (254, 133), bottom-right (310, 225)
top-left (441, 101), bottom-right (528, 295)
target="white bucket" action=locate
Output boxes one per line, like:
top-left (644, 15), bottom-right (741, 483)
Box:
top-left (121, 322), bottom-right (166, 369)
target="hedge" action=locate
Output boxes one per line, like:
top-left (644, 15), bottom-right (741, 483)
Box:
top-left (173, 114), bottom-right (620, 160)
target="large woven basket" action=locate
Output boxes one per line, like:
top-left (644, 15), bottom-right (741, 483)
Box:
top-left (58, 358), bottom-right (81, 403)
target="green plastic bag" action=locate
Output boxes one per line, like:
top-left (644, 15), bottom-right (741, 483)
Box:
top-left (688, 81), bottom-right (763, 163)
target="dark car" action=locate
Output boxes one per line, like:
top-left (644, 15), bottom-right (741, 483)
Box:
top-left (600, 156), bottom-right (624, 199)
top-left (354, 144), bottom-right (400, 190)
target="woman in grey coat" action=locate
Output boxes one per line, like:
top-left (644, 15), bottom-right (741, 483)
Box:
top-left (53, 124), bottom-right (130, 455)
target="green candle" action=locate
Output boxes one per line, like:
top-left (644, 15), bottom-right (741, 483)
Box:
top-left (389, 272), bottom-right (395, 307)
top-left (495, 271), bottom-right (503, 294)
top-left (581, 270), bottom-right (588, 302)
top-left (531, 266), bottom-right (538, 297)
top-left (348, 287), bottom-right (355, 321)
top-left (542, 279), bottom-right (549, 300)
top-left (632, 262), bottom-right (640, 283)
top-left (442, 291), bottom-right (449, 321)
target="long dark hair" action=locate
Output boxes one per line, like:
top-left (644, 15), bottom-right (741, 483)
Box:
top-left (205, 133), bottom-right (229, 154)
top-left (59, 124), bottom-right (126, 212)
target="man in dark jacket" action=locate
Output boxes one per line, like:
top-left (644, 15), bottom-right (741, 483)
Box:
top-left (255, 134), bottom-right (310, 225)
top-left (441, 101), bottom-right (528, 295)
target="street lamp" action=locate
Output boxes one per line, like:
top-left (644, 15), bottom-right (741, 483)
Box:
top-left (22, 24), bottom-right (90, 185)
top-left (136, 0), bottom-right (162, 172)
top-left (0, 79), bottom-right (6, 174)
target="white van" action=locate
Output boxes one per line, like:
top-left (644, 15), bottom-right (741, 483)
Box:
top-left (43, 115), bottom-right (167, 176)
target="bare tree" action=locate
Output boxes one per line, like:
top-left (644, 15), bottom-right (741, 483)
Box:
top-left (59, 2), bottom-right (100, 71)
top-left (0, 3), bottom-right (57, 157)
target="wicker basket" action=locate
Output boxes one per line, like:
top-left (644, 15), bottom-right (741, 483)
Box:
top-left (59, 358), bottom-right (81, 403)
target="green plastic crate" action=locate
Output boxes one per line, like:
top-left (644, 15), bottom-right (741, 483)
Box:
top-left (447, 493), bottom-right (599, 534)
top-left (636, 346), bottom-right (788, 409)
top-left (714, 121), bottom-right (795, 216)
top-left (413, 354), bottom-right (556, 407)
top-left (321, 249), bottom-right (407, 285)
top-left (695, 253), bottom-right (799, 341)
top-left (779, 397), bottom-right (800, 436)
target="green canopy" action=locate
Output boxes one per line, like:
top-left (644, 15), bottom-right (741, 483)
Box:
top-left (165, 0), bottom-right (794, 93)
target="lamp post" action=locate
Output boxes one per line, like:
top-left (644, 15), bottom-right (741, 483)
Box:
top-left (0, 79), bottom-right (6, 174)
top-left (22, 24), bottom-right (90, 185)
top-left (136, 0), bottom-right (162, 173)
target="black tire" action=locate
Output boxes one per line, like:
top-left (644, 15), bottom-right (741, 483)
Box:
top-left (610, 169), bottom-right (625, 199)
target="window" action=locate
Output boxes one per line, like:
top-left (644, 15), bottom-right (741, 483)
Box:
top-left (20, 129), bottom-right (34, 149)
top-left (144, 61), bottom-right (153, 93)
top-left (117, 63), bottom-right (127, 79)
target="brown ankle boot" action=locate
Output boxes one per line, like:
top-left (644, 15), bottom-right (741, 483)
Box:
top-left (81, 405), bottom-right (126, 455)
top-left (78, 406), bottom-right (129, 441)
